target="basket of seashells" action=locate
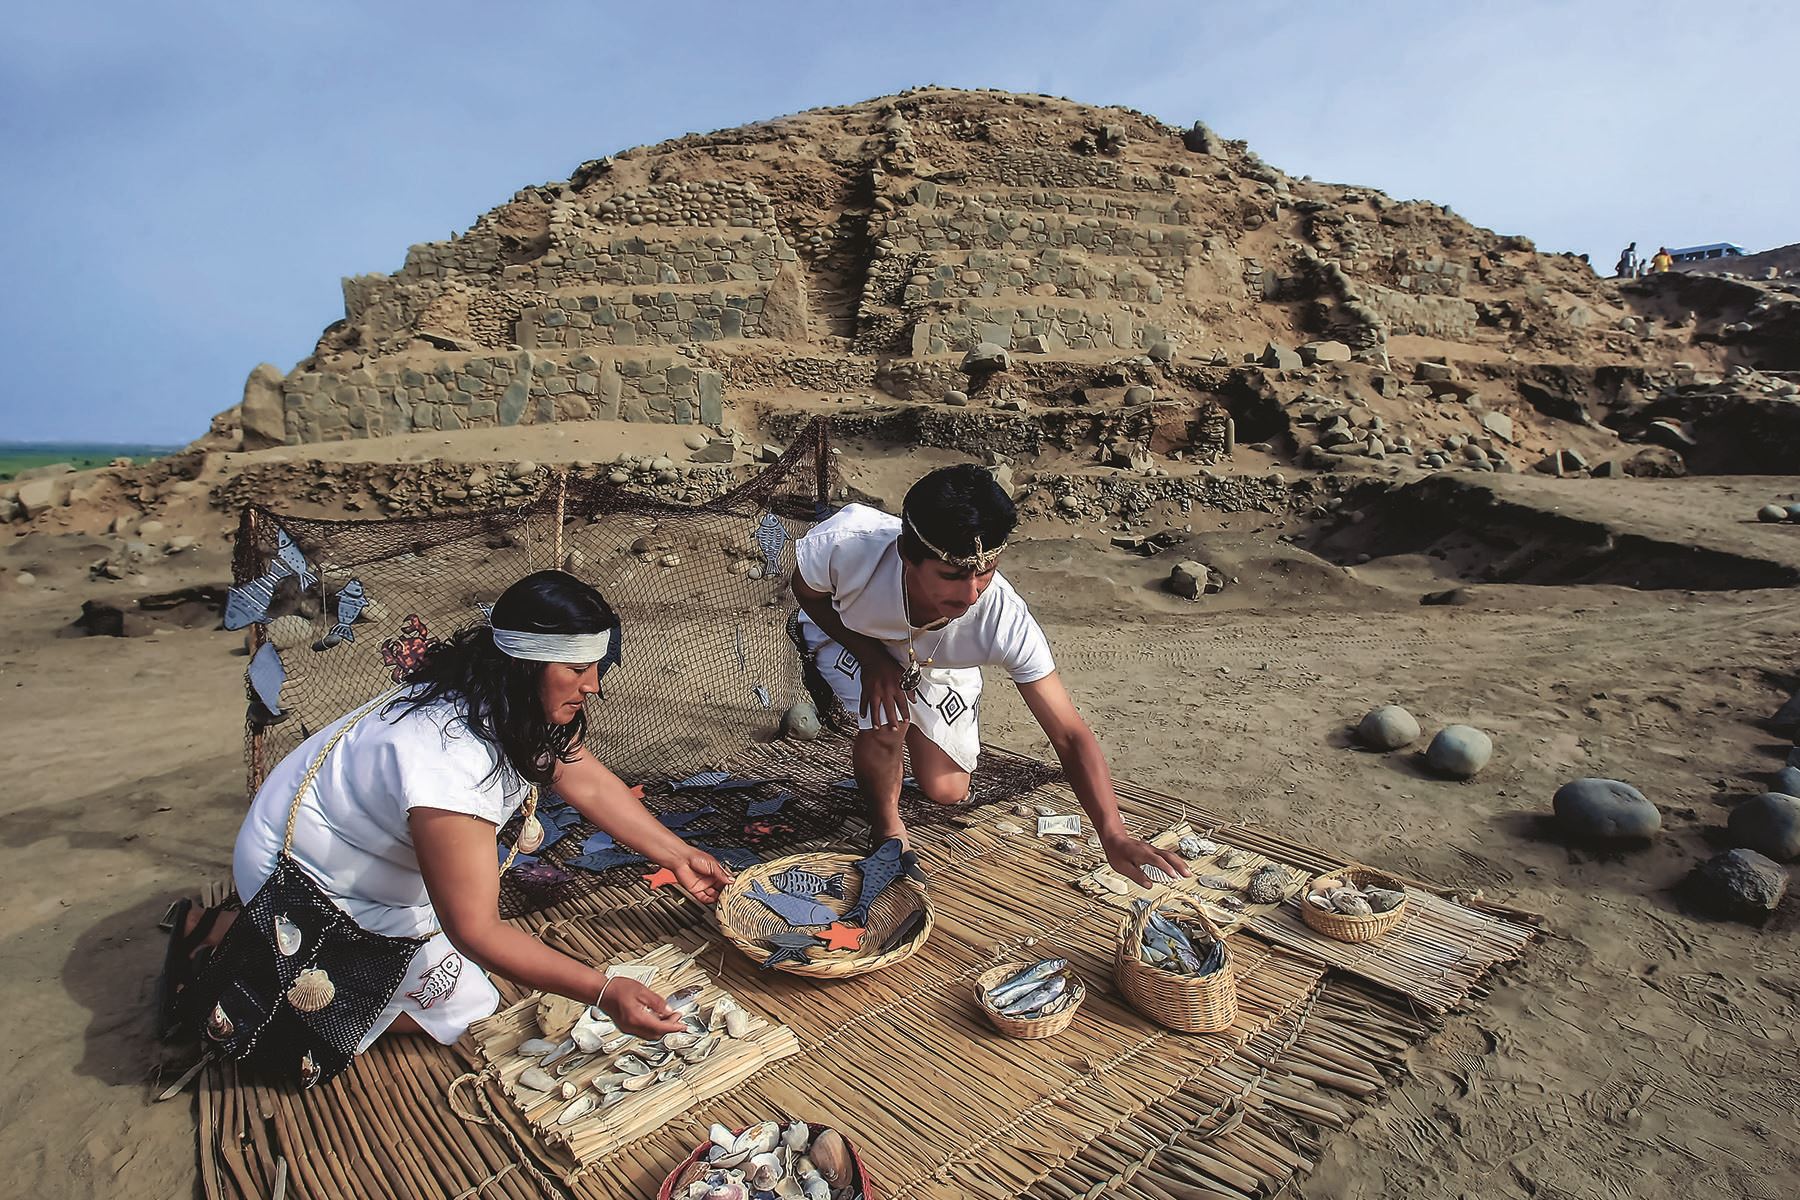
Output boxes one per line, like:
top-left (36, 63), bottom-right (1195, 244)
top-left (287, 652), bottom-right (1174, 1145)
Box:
top-left (658, 1120), bottom-right (876, 1200)
top-left (714, 846), bottom-right (932, 980)
top-left (1299, 866), bottom-right (1410, 943)
top-left (1114, 895), bottom-right (1238, 1034)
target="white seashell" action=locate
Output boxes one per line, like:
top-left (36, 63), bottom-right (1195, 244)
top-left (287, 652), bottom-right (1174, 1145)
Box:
top-left (299, 1051), bottom-right (320, 1086)
top-left (206, 1003), bottom-right (234, 1042)
top-left (600, 1033), bottom-right (637, 1055)
top-left (1217, 848), bottom-right (1251, 869)
top-left (654, 1064), bottom-right (686, 1084)
top-left (680, 1032), bottom-right (723, 1063)
top-left (617, 1054), bottom-right (650, 1076)
top-left (540, 1037), bottom-right (578, 1066)
top-left (773, 1179), bottom-right (804, 1200)
top-left (749, 1152), bottom-right (782, 1190)
top-left (590, 1072), bottom-right (629, 1092)
top-left (738, 1120), bottom-right (780, 1156)
top-left (781, 1121), bottom-right (809, 1151)
top-left (274, 914), bottom-right (303, 957)
top-left (662, 1031), bottom-right (701, 1050)
top-left (518, 1037), bottom-right (559, 1057)
top-left (598, 1087), bottom-right (627, 1109)
top-left (1189, 837), bottom-right (1220, 857)
top-left (995, 820), bottom-right (1025, 834)
top-left (558, 1080), bottom-right (578, 1100)
top-left (554, 1053), bottom-right (592, 1077)
top-left (710, 1123), bottom-right (736, 1150)
top-left (798, 1168), bottom-right (829, 1200)
top-left (667, 984), bottom-right (704, 1012)
top-left (808, 1128), bottom-right (853, 1188)
top-left (1306, 893), bottom-right (1333, 910)
top-left (621, 1071), bottom-right (656, 1092)
top-left (516, 814), bottom-right (546, 854)
top-left (518, 1066), bottom-right (557, 1093)
top-left (640, 1046), bottom-right (674, 1067)
top-left (556, 1093), bottom-right (597, 1125)
top-left (725, 1008), bottom-right (752, 1039)
top-left (286, 967), bottom-right (335, 1013)
top-left (1365, 887), bottom-right (1406, 913)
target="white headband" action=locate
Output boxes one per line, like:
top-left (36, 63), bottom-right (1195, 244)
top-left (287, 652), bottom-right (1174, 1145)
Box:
top-left (490, 626), bottom-right (614, 664)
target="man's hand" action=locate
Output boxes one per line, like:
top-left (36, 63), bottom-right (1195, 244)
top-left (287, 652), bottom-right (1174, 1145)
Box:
top-left (859, 652), bottom-right (911, 730)
top-left (596, 977), bottom-right (686, 1038)
top-left (1100, 829), bottom-right (1191, 888)
top-left (670, 847), bottom-right (734, 905)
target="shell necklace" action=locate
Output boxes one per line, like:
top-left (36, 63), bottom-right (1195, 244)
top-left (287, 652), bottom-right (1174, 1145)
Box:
top-left (899, 558), bottom-right (950, 696)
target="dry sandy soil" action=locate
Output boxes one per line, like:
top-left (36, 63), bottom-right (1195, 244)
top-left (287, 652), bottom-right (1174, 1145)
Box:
top-left (2, 446), bottom-right (1797, 1200)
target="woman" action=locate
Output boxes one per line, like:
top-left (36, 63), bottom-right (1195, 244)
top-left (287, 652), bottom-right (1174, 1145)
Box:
top-left (166, 569), bottom-right (734, 1059)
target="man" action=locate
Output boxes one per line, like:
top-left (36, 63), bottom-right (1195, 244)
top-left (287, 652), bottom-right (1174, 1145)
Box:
top-left (1652, 247), bottom-right (1674, 273)
top-left (793, 464), bottom-right (1188, 887)
top-left (1615, 242), bottom-right (1638, 279)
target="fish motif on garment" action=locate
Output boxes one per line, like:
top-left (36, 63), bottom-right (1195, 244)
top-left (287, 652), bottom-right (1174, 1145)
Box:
top-left (758, 931), bottom-right (819, 970)
top-left (840, 837), bottom-right (926, 927)
top-left (312, 578), bottom-right (368, 651)
top-left (566, 848), bottom-right (652, 873)
top-left (223, 530), bottom-right (317, 630)
top-left (769, 867), bottom-right (847, 900)
top-left (745, 792), bottom-right (790, 817)
top-left (753, 513), bottom-right (788, 578)
top-left (406, 953), bottom-right (462, 1009)
top-left (247, 643), bottom-right (286, 716)
top-left (746, 880), bottom-right (838, 927)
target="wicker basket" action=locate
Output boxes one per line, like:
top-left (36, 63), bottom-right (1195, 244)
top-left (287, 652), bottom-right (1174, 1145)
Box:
top-left (715, 851), bottom-right (932, 979)
top-left (1298, 865), bottom-right (1410, 943)
top-left (973, 960), bottom-right (1085, 1039)
top-left (659, 1122), bottom-right (878, 1199)
top-left (1114, 897), bottom-right (1239, 1033)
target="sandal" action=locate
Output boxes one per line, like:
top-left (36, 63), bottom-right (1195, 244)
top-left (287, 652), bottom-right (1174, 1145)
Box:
top-left (154, 899), bottom-right (231, 1041)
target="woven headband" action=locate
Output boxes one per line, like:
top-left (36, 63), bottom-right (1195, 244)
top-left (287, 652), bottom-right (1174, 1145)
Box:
top-left (902, 511), bottom-right (1007, 571)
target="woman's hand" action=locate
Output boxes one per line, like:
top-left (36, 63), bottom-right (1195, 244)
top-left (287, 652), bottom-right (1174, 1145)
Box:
top-left (859, 651), bottom-right (911, 730)
top-left (1100, 829), bottom-right (1191, 888)
top-left (596, 977), bottom-right (687, 1039)
top-left (670, 847), bottom-right (734, 905)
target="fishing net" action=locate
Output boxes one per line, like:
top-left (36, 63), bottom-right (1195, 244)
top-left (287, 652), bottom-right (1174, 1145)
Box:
top-left (229, 417), bottom-right (1057, 917)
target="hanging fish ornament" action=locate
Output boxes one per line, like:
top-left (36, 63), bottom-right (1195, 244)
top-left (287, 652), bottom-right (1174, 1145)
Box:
top-left (754, 512), bottom-right (788, 578)
top-left (311, 578), bottom-right (368, 651)
top-left (223, 530), bottom-right (317, 630)
top-left (247, 643), bottom-right (286, 716)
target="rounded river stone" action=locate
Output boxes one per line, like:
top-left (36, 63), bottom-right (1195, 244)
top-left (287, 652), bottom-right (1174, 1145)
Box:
top-left (1552, 778), bottom-right (1661, 839)
top-left (1426, 725), bottom-right (1493, 779)
top-left (781, 699), bottom-right (823, 742)
top-left (1728, 792), bottom-right (1800, 861)
top-left (1357, 705), bottom-right (1421, 751)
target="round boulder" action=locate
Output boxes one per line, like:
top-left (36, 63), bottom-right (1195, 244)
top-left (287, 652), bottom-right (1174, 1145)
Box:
top-left (1552, 778), bottom-right (1661, 839)
top-left (1357, 705), bottom-right (1421, 751)
top-left (1426, 725), bottom-right (1493, 779)
top-left (1773, 765), bottom-right (1800, 797)
top-left (1727, 792), bottom-right (1800, 860)
top-left (1757, 504), bottom-right (1787, 523)
top-left (960, 342), bottom-right (1011, 374)
top-left (780, 699), bottom-right (823, 742)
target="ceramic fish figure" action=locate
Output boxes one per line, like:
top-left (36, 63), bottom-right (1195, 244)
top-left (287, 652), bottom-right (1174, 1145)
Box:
top-left (566, 848), bottom-right (651, 873)
top-left (690, 843), bottom-right (761, 871)
top-left (769, 867), bottom-right (846, 900)
top-left (247, 643), bottom-right (286, 716)
top-left (745, 792), bottom-right (790, 817)
top-left (754, 512), bottom-right (788, 577)
top-left (673, 771), bottom-right (732, 791)
top-left (746, 880), bottom-right (837, 927)
top-left (841, 837), bottom-right (925, 926)
top-left (312, 579), bottom-right (367, 651)
top-left (223, 530), bottom-right (317, 630)
top-left (758, 931), bottom-right (819, 970)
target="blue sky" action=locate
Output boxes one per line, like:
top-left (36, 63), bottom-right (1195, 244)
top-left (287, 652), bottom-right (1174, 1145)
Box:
top-left (1, 0), bottom-right (1793, 443)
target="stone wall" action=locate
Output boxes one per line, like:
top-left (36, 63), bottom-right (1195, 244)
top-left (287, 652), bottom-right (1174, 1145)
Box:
top-left (882, 202), bottom-right (1198, 283)
top-left (1390, 253), bottom-right (1474, 296)
top-left (507, 230), bottom-right (793, 292)
top-left (518, 287), bottom-right (769, 348)
top-left (901, 249), bottom-right (1167, 305)
top-left (908, 182), bottom-right (1192, 225)
top-left (1362, 285), bottom-right (1479, 339)
top-left (976, 149), bottom-right (1176, 192)
top-left (576, 180), bottom-right (779, 230)
top-left (908, 301), bottom-right (1163, 355)
top-left (279, 350), bottom-right (724, 443)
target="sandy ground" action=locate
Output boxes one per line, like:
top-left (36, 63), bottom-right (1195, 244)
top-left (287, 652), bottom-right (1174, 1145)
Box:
top-left (2, 469), bottom-right (1797, 1199)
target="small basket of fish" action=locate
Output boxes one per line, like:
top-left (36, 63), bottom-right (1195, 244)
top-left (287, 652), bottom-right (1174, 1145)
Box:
top-left (1299, 865), bottom-right (1409, 943)
top-left (714, 842), bottom-right (932, 980)
top-left (973, 957), bottom-right (1085, 1039)
top-left (659, 1120), bottom-right (877, 1200)
top-left (1114, 896), bottom-right (1238, 1033)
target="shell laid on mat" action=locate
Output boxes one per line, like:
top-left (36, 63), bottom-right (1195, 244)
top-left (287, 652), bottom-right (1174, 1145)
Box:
top-left (618, 1054), bottom-right (650, 1076)
top-left (621, 1071), bottom-right (656, 1092)
top-left (725, 1008), bottom-right (751, 1039)
top-left (781, 1122), bottom-right (809, 1152)
top-left (286, 967), bottom-right (335, 1013)
top-left (557, 1094), bottom-right (598, 1125)
top-left (518, 1066), bottom-right (557, 1093)
top-left (1190, 873), bottom-right (1239, 891)
top-left (598, 1087), bottom-right (626, 1109)
top-left (807, 1128), bottom-right (852, 1188)
top-left (1245, 866), bottom-right (1287, 905)
top-left (517, 1037), bottom-right (559, 1057)
top-left (667, 985), bottom-right (704, 1013)
top-left (274, 914), bottom-right (303, 957)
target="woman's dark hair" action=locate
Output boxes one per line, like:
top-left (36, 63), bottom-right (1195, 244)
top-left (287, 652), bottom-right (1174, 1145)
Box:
top-left (390, 570), bottom-right (620, 787)
top-left (898, 464), bottom-right (1017, 567)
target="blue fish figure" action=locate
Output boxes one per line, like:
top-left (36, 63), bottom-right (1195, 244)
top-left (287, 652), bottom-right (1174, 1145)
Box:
top-left (657, 807), bottom-right (715, 832)
top-left (745, 792), bottom-right (790, 817)
top-left (841, 838), bottom-right (927, 927)
top-left (538, 802), bottom-right (585, 832)
top-left (566, 849), bottom-right (651, 873)
top-left (673, 773), bottom-right (788, 793)
top-left (753, 513), bottom-right (788, 577)
top-left (223, 531), bottom-right (317, 631)
top-left (579, 830), bottom-right (617, 855)
top-left (312, 579), bottom-right (368, 651)
top-left (758, 931), bottom-right (818, 970)
top-left (830, 776), bottom-right (917, 793)
top-left (746, 880), bottom-right (837, 927)
top-left (247, 643), bottom-right (285, 715)
top-left (770, 867), bottom-right (846, 900)
top-left (690, 843), bottom-right (761, 871)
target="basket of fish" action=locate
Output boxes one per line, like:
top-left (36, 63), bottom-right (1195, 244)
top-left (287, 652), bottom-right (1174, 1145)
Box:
top-left (714, 843), bottom-right (932, 979)
top-left (1299, 866), bottom-right (1409, 943)
top-left (658, 1120), bottom-right (876, 1200)
top-left (973, 957), bottom-right (1086, 1039)
top-left (1114, 896), bottom-right (1238, 1033)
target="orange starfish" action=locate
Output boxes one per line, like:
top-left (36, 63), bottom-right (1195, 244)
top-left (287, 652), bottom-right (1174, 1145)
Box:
top-left (643, 867), bottom-right (679, 889)
top-left (816, 922), bottom-right (865, 952)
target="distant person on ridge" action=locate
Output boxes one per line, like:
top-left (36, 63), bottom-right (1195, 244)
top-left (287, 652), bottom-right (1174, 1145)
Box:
top-left (1653, 247), bottom-right (1674, 273)
top-left (1615, 242), bottom-right (1638, 278)
top-left (791, 464), bottom-right (1189, 888)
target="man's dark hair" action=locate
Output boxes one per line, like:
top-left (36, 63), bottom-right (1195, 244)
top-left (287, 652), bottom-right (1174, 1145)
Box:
top-left (899, 464), bottom-right (1017, 567)
top-left (390, 569), bottom-right (620, 786)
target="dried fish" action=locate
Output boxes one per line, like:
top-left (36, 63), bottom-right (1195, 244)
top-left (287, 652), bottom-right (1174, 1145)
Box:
top-left (986, 958), bottom-right (1067, 1007)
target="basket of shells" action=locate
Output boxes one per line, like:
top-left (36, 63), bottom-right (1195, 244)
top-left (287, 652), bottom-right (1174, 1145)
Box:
top-left (1299, 866), bottom-right (1409, 943)
top-left (973, 957), bottom-right (1086, 1039)
top-left (659, 1120), bottom-right (876, 1200)
top-left (1115, 896), bottom-right (1238, 1033)
top-left (714, 844), bottom-right (932, 980)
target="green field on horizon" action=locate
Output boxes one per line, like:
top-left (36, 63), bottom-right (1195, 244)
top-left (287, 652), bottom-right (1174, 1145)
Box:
top-left (0, 442), bottom-right (180, 481)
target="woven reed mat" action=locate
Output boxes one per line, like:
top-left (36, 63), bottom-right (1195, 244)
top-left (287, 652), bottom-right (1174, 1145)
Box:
top-left (1071, 823), bottom-right (1306, 927)
top-left (197, 737), bottom-right (1541, 1199)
